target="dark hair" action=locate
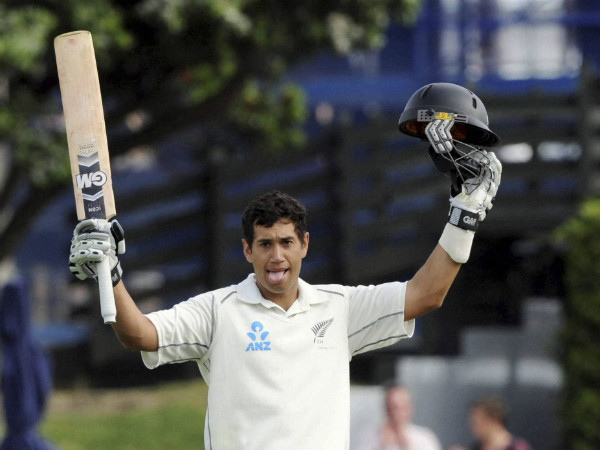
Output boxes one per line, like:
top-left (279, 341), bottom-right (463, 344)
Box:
top-left (470, 395), bottom-right (508, 425)
top-left (241, 190), bottom-right (307, 245)
top-left (382, 380), bottom-right (407, 393)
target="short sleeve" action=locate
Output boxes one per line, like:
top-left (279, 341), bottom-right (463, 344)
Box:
top-left (346, 281), bottom-right (414, 356)
top-left (141, 292), bottom-right (216, 369)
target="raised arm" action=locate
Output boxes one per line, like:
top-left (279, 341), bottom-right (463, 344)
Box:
top-left (405, 243), bottom-right (460, 321)
top-left (69, 219), bottom-right (158, 351)
top-left (111, 281), bottom-right (158, 351)
top-left (402, 112), bottom-right (502, 321)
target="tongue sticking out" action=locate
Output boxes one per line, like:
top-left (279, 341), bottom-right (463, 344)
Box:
top-left (268, 270), bottom-right (286, 283)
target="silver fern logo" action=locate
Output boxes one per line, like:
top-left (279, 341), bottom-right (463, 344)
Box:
top-left (311, 318), bottom-right (334, 344)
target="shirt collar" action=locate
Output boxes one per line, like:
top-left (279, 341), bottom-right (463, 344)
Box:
top-left (237, 273), bottom-right (330, 311)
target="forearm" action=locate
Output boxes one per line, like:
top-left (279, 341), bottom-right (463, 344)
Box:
top-left (69, 219), bottom-right (158, 350)
top-left (405, 243), bottom-right (461, 321)
top-left (111, 281), bottom-right (158, 351)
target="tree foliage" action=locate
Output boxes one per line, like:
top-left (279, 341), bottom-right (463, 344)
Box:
top-left (0, 0), bottom-right (419, 261)
top-left (555, 199), bottom-right (600, 449)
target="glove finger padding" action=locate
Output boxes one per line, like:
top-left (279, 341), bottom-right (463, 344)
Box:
top-left (488, 151), bottom-right (502, 198)
top-left (450, 150), bottom-right (502, 226)
top-left (425, 118), bottom-right (491, 196)
top-left (74, 219), bottom-right (126, 254)
top-left (425, 117), bottom-right (455, 154)
top-left (70, 233), bottom-right (112, 257)
top-left (428, 145), bottom-right (484, 196)
top-left (70, 261), bottom-right (98, 281)
top-left (70, 246), bottom-right (107, 265)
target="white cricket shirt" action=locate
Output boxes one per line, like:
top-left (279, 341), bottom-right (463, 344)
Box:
top-left (142, 274), bottom-right (414, 450)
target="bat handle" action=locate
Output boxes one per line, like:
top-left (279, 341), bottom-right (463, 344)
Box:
top-left (97, 258), bottom-right (116, 324)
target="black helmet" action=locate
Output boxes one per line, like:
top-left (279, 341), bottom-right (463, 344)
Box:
top-left (398, 82), bottom-right (500, 147)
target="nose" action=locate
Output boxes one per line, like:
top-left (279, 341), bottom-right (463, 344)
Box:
top-left (271, 243), bottom-right (284, 262)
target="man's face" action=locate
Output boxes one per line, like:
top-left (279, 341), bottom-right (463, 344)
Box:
top-left (242, 219), bottom-right (309, 307)
top-left (469, 407), bottom-right (492, 439)
top-left (385, 388), bottom-right (413, 425)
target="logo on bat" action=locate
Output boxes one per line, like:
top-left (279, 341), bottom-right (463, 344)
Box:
top-left (76, 171), bottom-right (107, 189)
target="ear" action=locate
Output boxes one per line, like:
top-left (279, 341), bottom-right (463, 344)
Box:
top-left (301, 232), bottom-right (309, 258)
top-left (242, 239), bottom-right (253, 263)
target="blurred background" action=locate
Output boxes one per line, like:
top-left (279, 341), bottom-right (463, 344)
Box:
top-left (1, 0), bottom-right (600, 449)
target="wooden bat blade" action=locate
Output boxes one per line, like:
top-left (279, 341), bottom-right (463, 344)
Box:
top-left (55, 30), bottom-right (116, 324)
top-left (54, 30), bottom-right (116, 222)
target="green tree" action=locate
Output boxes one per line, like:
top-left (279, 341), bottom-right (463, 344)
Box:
top-left (0, 0), bottom-right (419, 261)
top-left (555, 198), bottom-right (600, 449)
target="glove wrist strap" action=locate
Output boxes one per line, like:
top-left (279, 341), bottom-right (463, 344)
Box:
top-left (111, 262), bottom-right (123, 287)
top-left (448, 206), bottom-right (479, 231)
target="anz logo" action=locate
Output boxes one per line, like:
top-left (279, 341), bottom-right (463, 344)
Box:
top-left (245, 321), bottom-right (271, 352)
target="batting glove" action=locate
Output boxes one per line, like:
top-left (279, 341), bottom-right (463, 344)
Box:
top-left (436, 153), bottom-right (501, 264)
top-left (69, 219), bottom-right (125, 286)
top-left (425, 117), bottom-right (502, 263)
top-left (425, 117), bottom-right (502, 230)
top-left (447, 150), bottom-right (502, 230)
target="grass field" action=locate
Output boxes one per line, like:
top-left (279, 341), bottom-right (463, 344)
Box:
top-left (39, 379), bottom-right (208, 450)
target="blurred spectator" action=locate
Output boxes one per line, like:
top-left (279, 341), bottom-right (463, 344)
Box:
top-left (449, 395), bottom-right (532, 450)
top-left (359, 384), bottom-right (442, 450)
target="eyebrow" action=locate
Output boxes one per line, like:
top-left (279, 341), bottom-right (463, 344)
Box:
top-left (256, 235), bottom-right (296, 244)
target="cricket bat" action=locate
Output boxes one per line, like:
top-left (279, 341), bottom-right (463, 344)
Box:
top-left (54, 30), bottom-right (117, 324)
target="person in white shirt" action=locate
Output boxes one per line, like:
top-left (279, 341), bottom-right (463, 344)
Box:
top-left (362, 385), bottom-right (442, 450)
top-left (68, 83), bottom-right (502, 450)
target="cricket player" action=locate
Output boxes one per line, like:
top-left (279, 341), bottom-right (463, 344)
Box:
top-left (69, 82), bottom-right (502, 450)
